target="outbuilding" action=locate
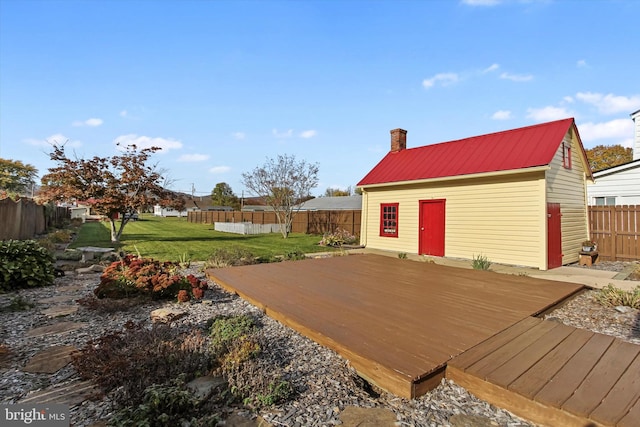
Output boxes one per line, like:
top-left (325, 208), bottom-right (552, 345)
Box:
top-left (357, 118), bottom-right (593, 270)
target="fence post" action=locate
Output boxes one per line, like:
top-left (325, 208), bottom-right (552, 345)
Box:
top-left (611, 206), bottom-right (618, 261)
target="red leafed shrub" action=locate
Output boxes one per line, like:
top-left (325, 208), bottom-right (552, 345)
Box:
top-left (177, 290), bottom-right (190, 303)
top-left (95, 255), bottom-right (208, 300)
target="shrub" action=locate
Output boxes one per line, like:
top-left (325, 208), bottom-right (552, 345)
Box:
top-left (224, 356), bottom-right (293, 408)
top-left (398, 252), bottom-right (408, 259)
top-left (472, 254), bottom-right (491, 270)
top-left (205, 247), bottom-right (257, 268)
top-left (0, 240), bottom-right (56, 291)
top-left (55, 249), bottom-right (82, 261)
top-left (49, 229), bottom-right (72, 243)
top-left (209, 314), bottom-right (257, 356)
top-left (283, 250), bottom-right (306, 261)
top-left (0, 296), bottom-right (35, 312)
top-left (72, 322), bottom-right (214, 407)
top-left (595, 285), bottom-right (640, 309)
top-left (319, 228), bottom-right (358, 247)
top-left (77, 295), bottom-right (148, 313)
top-left (94, 255), bottom-right (208, 300)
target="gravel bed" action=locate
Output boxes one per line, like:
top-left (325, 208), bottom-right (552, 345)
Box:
top-left (1, 261), bottom-right (638, 426)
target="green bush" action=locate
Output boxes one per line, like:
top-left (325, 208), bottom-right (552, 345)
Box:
top-left (283, 250), bottom-right (307, 261)
top-left (595, 285), bottom-right (640, 309)
top-left (0, 240), bottom-right (56, 291)
top-left (472, 254), bottom-right (491, 270)
top-left (209, 315), bottom-right (257, 356)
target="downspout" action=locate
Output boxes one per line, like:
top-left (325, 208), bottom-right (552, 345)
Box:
top-left (360, 189), bottom-right (368, 247)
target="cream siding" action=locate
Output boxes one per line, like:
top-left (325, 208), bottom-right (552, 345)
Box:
top-left (545, 129), bottom-right (590, 264)
top-left (362, 172), bottom-right (547, 269)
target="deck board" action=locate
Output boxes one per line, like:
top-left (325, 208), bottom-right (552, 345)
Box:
top-left (207, 254), bottom-right (582, 398)
top-left (448, 317), bottom-right (640, 427)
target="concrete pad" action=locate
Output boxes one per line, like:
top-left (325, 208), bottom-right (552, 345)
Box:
top-left (26, 322), bottom-right (87, 338)
top-left (23, 345), bottom-right (78, 374)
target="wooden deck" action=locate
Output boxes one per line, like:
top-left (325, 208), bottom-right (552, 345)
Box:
top-left (207, 254), bottom-right (583, 399)
top-left (448, 317), bottom-right (640, 427)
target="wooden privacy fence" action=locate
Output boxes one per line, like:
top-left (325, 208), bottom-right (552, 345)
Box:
top-left (588, 205), bottom-right (640, 261)
top-left (188, 210), bottom-right (361, 236)
top-left (0, 198), bottom-right (69, 240)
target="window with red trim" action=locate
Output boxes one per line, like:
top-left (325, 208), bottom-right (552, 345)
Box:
top-left (562, 141), bottom-right (572, 169)
top-left (380, 203), bottom-right (399, 237)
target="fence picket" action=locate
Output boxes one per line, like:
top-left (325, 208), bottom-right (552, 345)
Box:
top-left (588, 205), bottom-right (639, 261)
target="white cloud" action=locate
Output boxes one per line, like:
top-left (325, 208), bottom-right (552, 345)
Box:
top-left (575, 92), bottom-right (640, 115)
top-left (461, 0), bottom-right (501, 6)
top-left (114, 134), bottom-right (183, 152)
top-left (563, 96), bottom-right (574, 103)
top-left (24, 133), bottom-right (82, 148)
top-left (120, 110), bottom-right (128, 118)
top-left (422, 73), bottom-right (459, 89)
top-left (299, 130), bottom-right (318, 139)
top-left (209, 166), bottom-right (231, 174)
top-left (578, 119), bottom-right (634, 144)
top-left (483, 63), bottom-right (500, 73)
top-left (576, 59), bottom-right (588, 68)
top-left (232, 132), bottom-right (246, 140)
top-left (491, 110), bottom-right (512, 120)
top-left (72, 117), bottom-right (103, 127)
top-left (272, 129), bottom-right (294, 138)
top-left (526, 106), bottom-right (573, 122)
top-left (500, 72), bottom-right (533, 82)
top-left (178, 154), bottom-right (209, 162)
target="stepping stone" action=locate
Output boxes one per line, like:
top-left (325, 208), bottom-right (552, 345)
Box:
top-left (150, 307), bottom-right (187, 323)
top-left (449, 414), bottom-right (496, 427)
top-left (38, 295), bottom-right (77, 304)
top-left (26, 322), bottom-right (87, 338)
top-left (23, 345), bottom-right (79, 374)
top-left (76, 264), bottom-right (105, 274)
top-left (56, 284), bottom-right (87, 292)
top-left (41, 305), bottom-right (79, 318)
top-left (339, 406), bottom-right (397, 427)
top-left (225, 412), bottom-right (272, 427)
top-left (20, 380), bottom-right (96, 407)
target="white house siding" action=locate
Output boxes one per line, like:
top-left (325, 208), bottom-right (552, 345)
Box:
top-left (361, 171), bottom-right (547, 269)
top-left (588, 164), bottom-right (640, 205)
top-left (546, 129), bottom-right (591, 264)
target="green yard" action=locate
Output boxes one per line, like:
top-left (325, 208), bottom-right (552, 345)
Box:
top-left (70, 214), bottom-right (334, 262)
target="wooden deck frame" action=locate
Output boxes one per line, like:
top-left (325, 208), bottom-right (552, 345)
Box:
top-left (207, 254), bottom-right (583, 399)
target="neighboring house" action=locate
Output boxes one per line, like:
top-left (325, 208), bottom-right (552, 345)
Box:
top-left (357, 118), bottom-right (593, 270)
top-left (153, 198), bottom-right (233, 217)
top-left (587, 109), bottom-right (640, 206)
top-left (298, 195), bottom-right (362, 211)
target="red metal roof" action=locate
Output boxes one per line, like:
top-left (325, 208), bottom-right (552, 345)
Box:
top-left (358, 118), bottom-right (577, 186)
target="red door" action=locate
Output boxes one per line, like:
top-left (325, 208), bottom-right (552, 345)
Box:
top-left (547, 202), bottom-right (563, 269)
top-left (419, 200), bottom-right (445, 256)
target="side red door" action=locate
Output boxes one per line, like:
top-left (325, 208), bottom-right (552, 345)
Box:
top-left (419, 199), bottom-right (445, 256)
top-left (547, 202), bottom-right (563, 269)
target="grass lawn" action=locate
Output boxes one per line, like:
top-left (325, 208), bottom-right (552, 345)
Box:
top-left (70, 214), bottom-right (335, 262)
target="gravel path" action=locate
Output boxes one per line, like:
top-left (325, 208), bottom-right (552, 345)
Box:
top-left (1, 261), bottom-right (638, 426)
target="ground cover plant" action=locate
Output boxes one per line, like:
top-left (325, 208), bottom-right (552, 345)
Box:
top-left (70, 215), bottom-right (332, 261)
top-left (472, 254), bottom-right (491, 270)
top-left (595, 284), bottom-right (640, 309)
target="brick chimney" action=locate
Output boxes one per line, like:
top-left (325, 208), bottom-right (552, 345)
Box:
top-left (390, 128), bottom-right (407, 152)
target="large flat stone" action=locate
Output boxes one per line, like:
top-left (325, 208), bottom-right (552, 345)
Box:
top-left (187, 375), bottom-right (226, 400)
top-left (41, 305), bottom-right (79, 318)
top-left (56, 284), bottom-right (88, 292)
top-left (26, 322), bottom-right (87, 338)
top-left (38, 295), bottom-right (77, 304)
top-left (339, 406), bottom-right (397, 427)
top-left (20, 380), bottom-right (96, 407)
top-left (23, 345), bottom-right (78, 374)
top-left (150, 307), bottom-right (187, 323)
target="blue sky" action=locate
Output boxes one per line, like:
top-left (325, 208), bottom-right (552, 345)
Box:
top-left (1, 0), bottom-right (639, 198)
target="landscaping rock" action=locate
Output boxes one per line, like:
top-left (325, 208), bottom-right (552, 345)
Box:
top-left (449, 413), bottom-right (498, 427)
top-left (187, 375), bottom-right (226, 401)
top-left (76, 264), bottom-right (105, 274)
top-left (23, 345), bottom-right (78, 374)
top-left (38, 295), bottom-right (77, 304)
top-left (339, 406), bottom-right (397, 426)
top-left (19, 380), bottom-right (96, 407)
top-left (150, 307), bottom-right (187, 323)
top-left (224, 412), bottom-right (272, 427)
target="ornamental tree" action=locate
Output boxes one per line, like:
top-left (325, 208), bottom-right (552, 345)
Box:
top-left (40, 144), bottom-right (181, 242)
top-left (241, 154), bottom-right (319, 238)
